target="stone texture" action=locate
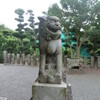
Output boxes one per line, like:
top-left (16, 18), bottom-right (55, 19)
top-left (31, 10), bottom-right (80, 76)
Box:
top-left (97, 56), bottom-right (100, 68)
top-left (11, 53), bottom-right (15, 64)
top-left (64, 55), bottom-right (67, 67)
top-left (31, 56), bottom-right (33, 66)
top-left (90, 56), bottom-right (94, 68)
top-left (67, 84), bottom-right (73, 100)
top-left (31, 82), bottom-right (67, 100)
top-left (22, 54), bottom-right (25, 65)
top-left (33, 53), bottom-right (37, 66)
top-left (0, 97), bottom-right (8, 100)
top-left (27, 54), bottom-right (31, 65)
top-left (37, 16), bottom-right (62, 84)
top-left (67, 58), bottom-right (83, 69)
top-left (3, 51), bottom-right (8, 64)
top-left (7, 53), bottom-right (11, 64)
top-left (16, 54), bottom-right (20, 64)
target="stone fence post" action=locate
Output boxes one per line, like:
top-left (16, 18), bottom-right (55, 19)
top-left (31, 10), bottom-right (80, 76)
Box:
top-left (64, 55), bottom-right (67, 67)
top-left (16, 54), bottom-right (20, 64)
top-left (3, 51), bottom-right (8, 64)
top-left (3, 51), bottom-right (38, 66)
top-left (22, 54), bottom-right (25, 65)
top-left (98, 56), bottom-right (100, 68)
top-left (11, 53), bottom-right (15, 64)
top-left (27, 54), bottom-right (31, 65)
top-left (0, 97), bottom-right (8, 100)
top-left (90, 56), bottom-right (94, 68)
top-left (33, 53), bottom-right (37, 66)
top-left (7, 53), bottom-right (11, 64)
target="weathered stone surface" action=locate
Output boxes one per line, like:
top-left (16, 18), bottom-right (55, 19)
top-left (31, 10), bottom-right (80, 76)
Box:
top-left (90, 56), bottom-right (94, 68)
top-left (27, 54), bottom-right (31, 65)
top-left (11, 53), bottom-right (15, 64)
top-left (0, 97), bottom-right (8, 100)
top-left (67, 84), bottom-right (73, 100)
top-left (3, 51), bottom-right (8, 64)
top-left (22, 54), bottom-right (25, 65)
top-left (16, 54), bottom-right (20, 64)
top-left (97, 56), bottom-right (100, 68)
top-left (36, 57), bottom-right (40, 66)
top-left (64, 55), bottom-right (67, 67)
top-left (7, 53), bottom-right (11, 64)
top-left (31, 82), bottom-right (67, 100)
top-left (67, 58), bottom-right (83, 69)
top-left (37, 16), bottom-right (62, 84)
top-left (33, 53), bottom-right (37, 66)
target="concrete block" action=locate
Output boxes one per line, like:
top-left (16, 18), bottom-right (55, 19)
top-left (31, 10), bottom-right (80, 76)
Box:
top-left (31, 82), bottom-right (67, 100)
top-left (0, 97), bottom-right (8, 100)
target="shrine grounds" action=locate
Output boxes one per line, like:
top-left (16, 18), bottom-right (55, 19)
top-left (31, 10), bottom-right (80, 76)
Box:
top-left (0, 65), bottom-right (100, 100)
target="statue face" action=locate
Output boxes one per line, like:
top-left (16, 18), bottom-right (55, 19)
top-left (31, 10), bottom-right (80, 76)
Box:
top-left (47, 19), bottom-right (61, 32)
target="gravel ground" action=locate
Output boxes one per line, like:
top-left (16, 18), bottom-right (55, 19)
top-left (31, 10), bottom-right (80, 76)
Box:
top-left (0, 65), bottom-right (38, 100)
top-left (67, 68), bottom-right (100, 100)
top-left (0, 65), bottom-right (100, 100)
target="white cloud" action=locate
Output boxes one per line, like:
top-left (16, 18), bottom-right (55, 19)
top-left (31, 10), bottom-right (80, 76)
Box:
top-left (0, 0), bottom-right (60, 29)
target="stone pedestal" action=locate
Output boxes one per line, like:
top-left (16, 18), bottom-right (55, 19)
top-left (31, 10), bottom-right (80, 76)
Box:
top-left (31, 82), bottom-right (67, 100)
top-left (0, 97), bottom-right (8, 100)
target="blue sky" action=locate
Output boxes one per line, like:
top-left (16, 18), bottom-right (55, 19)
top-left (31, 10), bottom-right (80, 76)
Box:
top-left (0, 0), bottom-right (60, 30)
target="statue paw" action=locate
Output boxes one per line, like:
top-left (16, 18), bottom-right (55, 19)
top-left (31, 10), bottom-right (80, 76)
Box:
top-left (39, 71), bottom-right (46, 78)
top-left (54, 72), bottom-right (61, 78)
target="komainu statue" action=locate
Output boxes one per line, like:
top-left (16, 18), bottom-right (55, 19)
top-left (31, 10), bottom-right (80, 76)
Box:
top-left (37, 16), bottom-right (62, 84)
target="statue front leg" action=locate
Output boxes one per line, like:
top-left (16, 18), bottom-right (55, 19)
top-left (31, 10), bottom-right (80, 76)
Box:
top-left (39, 54), bottom-right (46, 77)
top-left (55, 53), bottom-right (62, 78)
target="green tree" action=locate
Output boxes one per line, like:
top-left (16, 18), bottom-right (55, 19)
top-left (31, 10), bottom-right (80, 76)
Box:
top-left (15, 8), bottom-right (27, 46)
top-left (86, 1), bottom-right (100, 57)
top-left (47, 0), bottom-right (99, 59)
top-left (0, 32), bottom-right (5, 62)
top-left (0, 25), bottom-right (19, 62)
top-left (2, 36), bottom-right (20, 54)
top-left (26, 9), bottom-right (38, 53)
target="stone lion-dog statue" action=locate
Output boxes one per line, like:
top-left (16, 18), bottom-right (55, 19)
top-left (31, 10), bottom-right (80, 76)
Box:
top-left (37, 16), bottom-right (62, 84)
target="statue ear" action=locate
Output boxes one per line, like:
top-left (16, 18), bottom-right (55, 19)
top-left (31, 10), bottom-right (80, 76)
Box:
top-left (38, 16), bottom-right (46, 22)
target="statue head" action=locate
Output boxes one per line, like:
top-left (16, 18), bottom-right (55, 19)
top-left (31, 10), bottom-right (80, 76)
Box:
top-left (38, 16), bottom-right (61, 32)
top-left (38, 16), bottom-right (62, 40)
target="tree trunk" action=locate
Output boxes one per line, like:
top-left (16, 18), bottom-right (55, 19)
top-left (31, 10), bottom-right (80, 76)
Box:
top-left (21, 39), bottom-right (23, 46)
top-left (92, 43), bottom-right (96, 66)
top-left (77, 46), bottom-right (80, 59)
top-left (76, 36), bottom-right (80, 59)
top-left (69, 44), bottom-right (73, 58)
top-left (65, 27), bottom-right (73, 58)
top-left (92, 43), bottom-right (95, 58)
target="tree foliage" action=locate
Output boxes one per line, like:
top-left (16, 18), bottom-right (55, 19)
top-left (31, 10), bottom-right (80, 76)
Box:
top-left (14, 8), bottom-right (38, 54)
top-left (47, 0), bottom-right (100, 58)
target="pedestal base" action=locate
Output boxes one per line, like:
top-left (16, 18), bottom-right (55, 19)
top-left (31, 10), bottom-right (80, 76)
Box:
top-left (31, 82), bottom-right (67, 100)
top-left (0, 97), bottom-right (8, 100)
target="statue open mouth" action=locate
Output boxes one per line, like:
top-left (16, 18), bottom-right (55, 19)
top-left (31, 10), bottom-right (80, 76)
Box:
top-left (47, 26), bottom-right (58, 32)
